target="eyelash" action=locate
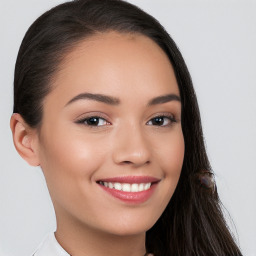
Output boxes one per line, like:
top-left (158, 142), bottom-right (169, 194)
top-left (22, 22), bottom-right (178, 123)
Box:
top-left (75, 113), bottom-right (177, 128)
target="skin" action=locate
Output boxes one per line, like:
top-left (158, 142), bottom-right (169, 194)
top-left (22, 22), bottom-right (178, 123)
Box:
top-left (11, 31), bottom-right (184, 256)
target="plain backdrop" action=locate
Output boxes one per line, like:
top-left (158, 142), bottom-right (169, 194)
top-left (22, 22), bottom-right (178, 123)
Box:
top-left (0, 0), bottom-right (255, 256)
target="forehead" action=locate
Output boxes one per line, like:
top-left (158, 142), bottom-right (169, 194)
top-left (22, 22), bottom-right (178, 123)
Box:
top-left (48, 31), bottom-right (179, 107)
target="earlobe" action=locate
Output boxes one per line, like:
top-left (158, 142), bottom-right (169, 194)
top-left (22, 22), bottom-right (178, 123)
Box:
top-left (10, 113), bottom-right (40, 166)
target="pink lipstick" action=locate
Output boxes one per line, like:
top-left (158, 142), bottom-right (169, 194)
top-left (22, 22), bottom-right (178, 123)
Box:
top-left (96, 176), bottom-right (160, 204)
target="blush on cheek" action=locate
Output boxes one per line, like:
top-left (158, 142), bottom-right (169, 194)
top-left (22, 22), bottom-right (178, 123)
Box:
top-left (159, 135), bottom-right (184, 174)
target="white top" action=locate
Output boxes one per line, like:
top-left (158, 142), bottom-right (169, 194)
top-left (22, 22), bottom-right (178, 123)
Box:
top-left (32, 232), bottom-right (153, 256)
top-left (32, 232), bottom-right (70, 256)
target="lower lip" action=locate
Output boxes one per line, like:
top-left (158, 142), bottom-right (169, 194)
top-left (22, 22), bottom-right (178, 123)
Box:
top-left (98, 183), bottom-right (158, 204)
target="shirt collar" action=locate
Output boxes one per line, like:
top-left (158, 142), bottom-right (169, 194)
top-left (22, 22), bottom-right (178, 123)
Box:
top-left (33, 232), bottom-right (154, 256)
top-left (33, 232), bottom-right (70, 256)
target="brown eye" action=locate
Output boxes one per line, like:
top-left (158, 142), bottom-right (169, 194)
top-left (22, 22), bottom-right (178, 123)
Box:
top-left (147, 115), bottom-right (176, 127)
top-left (76, 116), bottom-right (110, 126)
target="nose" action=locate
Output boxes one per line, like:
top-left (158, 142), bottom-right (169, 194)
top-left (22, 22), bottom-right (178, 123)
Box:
top-left (112, 123), bottom-right (151, 168)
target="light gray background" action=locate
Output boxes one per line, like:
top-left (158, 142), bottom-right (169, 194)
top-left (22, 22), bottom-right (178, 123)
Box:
top-left (0, 0), bottom-right (255, 256)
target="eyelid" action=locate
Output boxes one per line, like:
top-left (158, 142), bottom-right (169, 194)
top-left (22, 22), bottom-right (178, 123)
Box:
top-left (149, 112), bottom-right (175, 119)
top-left (74, 111), bottom-right (178, 128)
top-left (75, 112), bottom-right (111, 126)
top-left (147, 112), bottom-right (177, 127)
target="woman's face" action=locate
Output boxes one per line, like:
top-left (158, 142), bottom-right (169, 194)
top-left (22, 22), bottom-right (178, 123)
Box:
top-left (35, 31), bottom-right (184, 236)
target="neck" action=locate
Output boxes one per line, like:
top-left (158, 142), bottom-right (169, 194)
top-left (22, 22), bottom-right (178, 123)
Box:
top-left (54, 209), bottom-right (147, 256)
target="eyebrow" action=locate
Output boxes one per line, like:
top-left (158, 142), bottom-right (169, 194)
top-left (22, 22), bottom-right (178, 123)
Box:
top-left (65, 92), bottom-right (181, 107)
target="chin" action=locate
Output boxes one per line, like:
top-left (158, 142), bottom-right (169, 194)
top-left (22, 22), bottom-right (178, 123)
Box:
top-left (99, 214), bottom-right (159, 237)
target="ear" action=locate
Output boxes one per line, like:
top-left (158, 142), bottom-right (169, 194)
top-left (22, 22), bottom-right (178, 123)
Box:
top-left (10, 113), bottom-right (40, 166)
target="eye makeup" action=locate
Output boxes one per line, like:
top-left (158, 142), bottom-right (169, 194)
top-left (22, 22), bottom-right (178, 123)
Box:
top-left (75, 112), bottom-right (178, 128)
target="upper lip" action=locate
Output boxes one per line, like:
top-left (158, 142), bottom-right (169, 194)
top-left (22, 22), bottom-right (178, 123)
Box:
top-left (96, 176), bottom-right (161, 184)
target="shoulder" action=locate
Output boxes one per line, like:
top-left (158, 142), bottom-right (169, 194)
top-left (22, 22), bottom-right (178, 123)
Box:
top-left (32, 232), bottom-right (70, 256)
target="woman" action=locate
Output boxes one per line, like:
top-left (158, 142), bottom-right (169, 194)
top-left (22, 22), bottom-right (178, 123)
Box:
top-left (10, 0), bottom-right (242, 255)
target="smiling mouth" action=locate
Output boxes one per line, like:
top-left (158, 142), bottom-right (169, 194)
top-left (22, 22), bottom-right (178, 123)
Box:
top-left (96, 176), bottom-right (160, 203)
top-left (96, 176), bottom-right (160, 192)
top-left (97, 181), bottom-right (152, 192)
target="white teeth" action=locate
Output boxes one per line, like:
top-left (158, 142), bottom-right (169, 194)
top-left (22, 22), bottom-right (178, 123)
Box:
top-left (114, 183), bottom-right (122, 190)
top-left (138, 183), bottom-right (144, 192)
top-left (144, 183), bottom-right (151, 190)
top-left (131, 184), bottom-right (139, 192)
top-left (122, 183), bottom-right (130, 192)
top-left (99, 181), bottom-right (152, 192)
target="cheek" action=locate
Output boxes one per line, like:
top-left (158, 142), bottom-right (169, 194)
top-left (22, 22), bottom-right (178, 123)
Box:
top-left (38, 126), bottom-right (108, 200)
top-left (155, 129), bottom-right (184, 192)
top-left (156, 129), bottom-right (184, 174)
top-left (40, 124), bottom-right (107, 169)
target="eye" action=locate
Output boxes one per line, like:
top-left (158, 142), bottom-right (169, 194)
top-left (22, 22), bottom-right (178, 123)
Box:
top-left (147, 115), bottom-right (176, 127)
top-left (76, 114), bottom-right (177, 127)
top-left (76, 116), bottom-right (110, 127)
